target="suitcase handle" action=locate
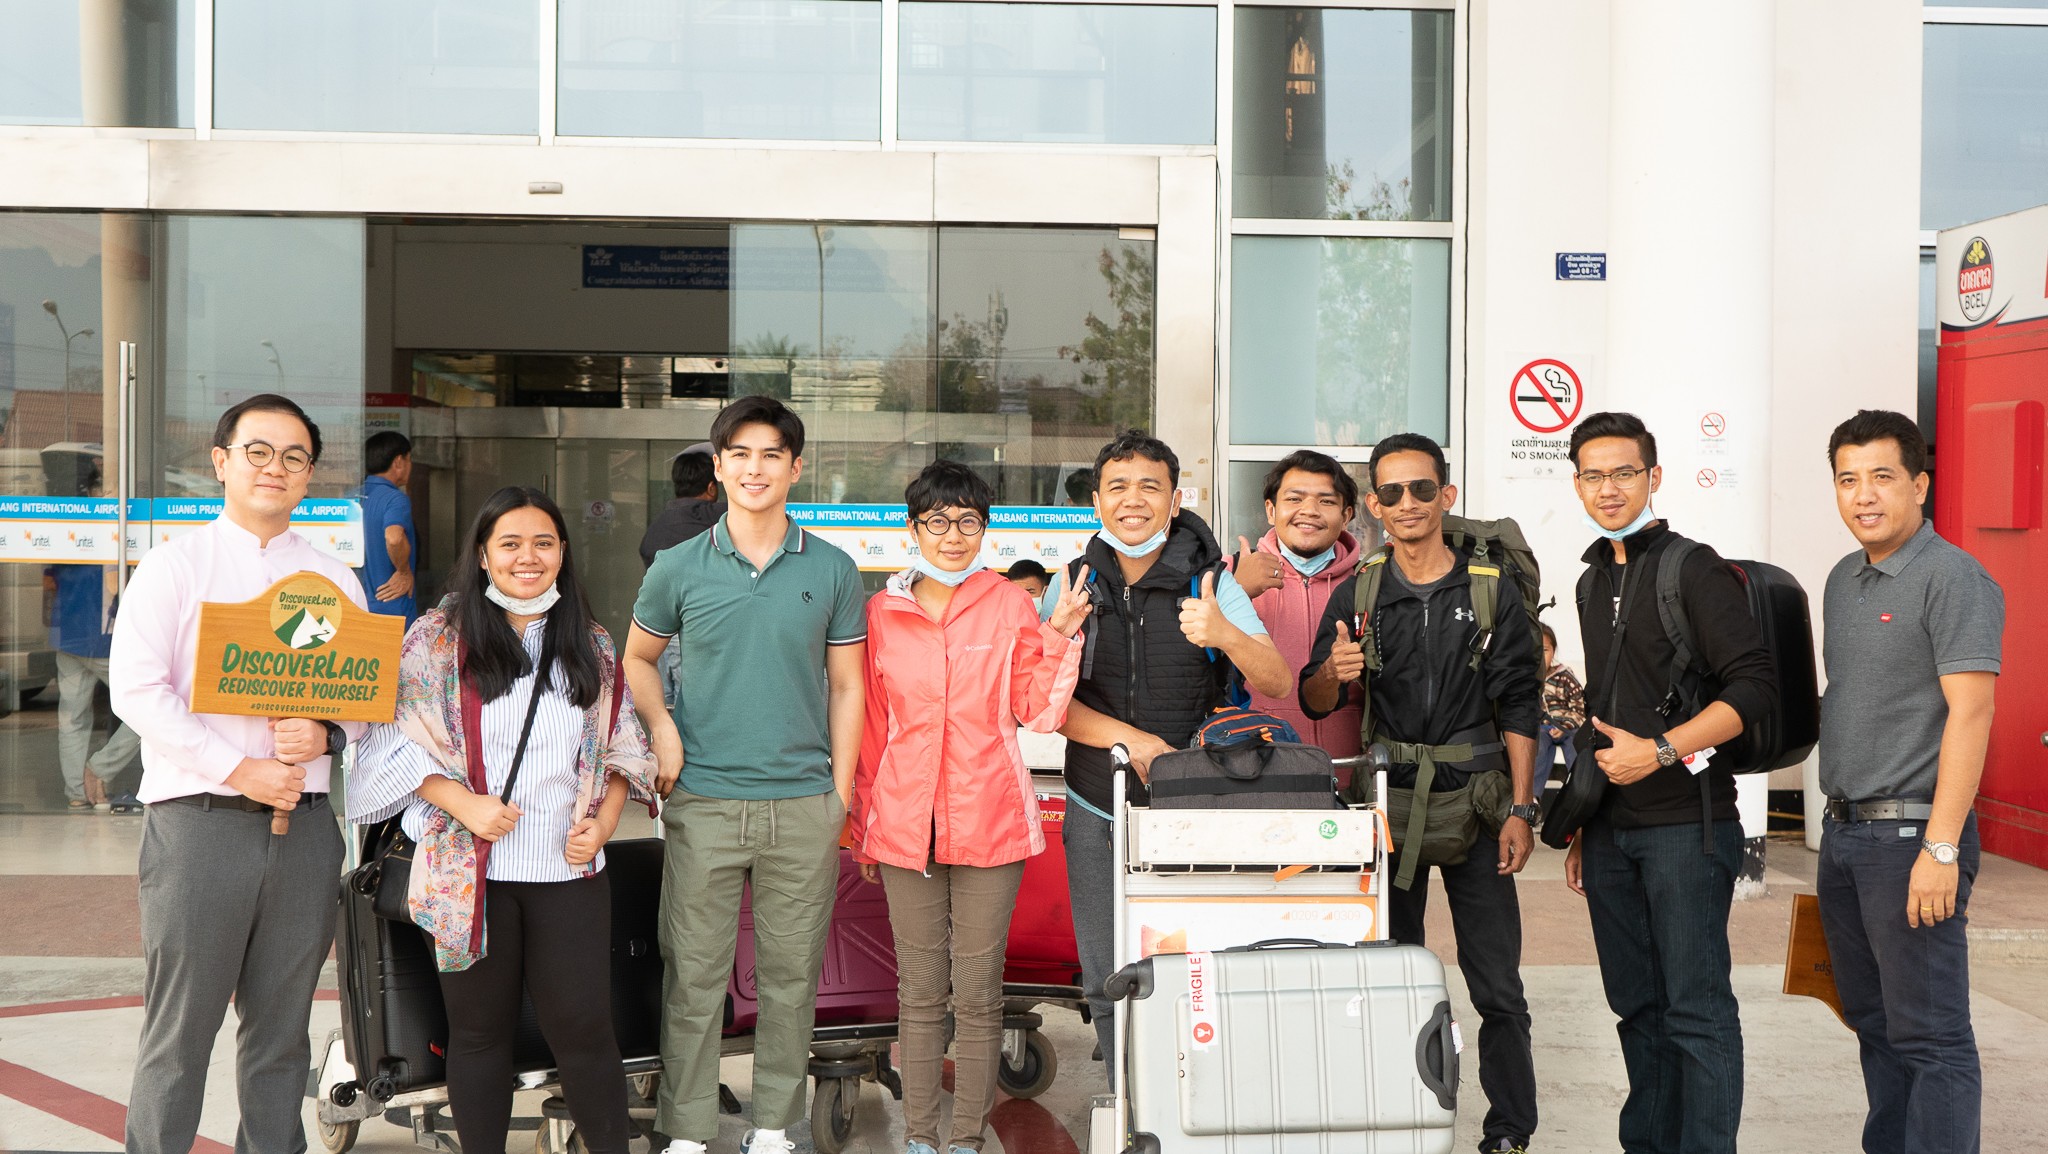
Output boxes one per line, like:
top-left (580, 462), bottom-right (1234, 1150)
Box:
top-left (1415, 999), bottom-right (1460, 1112)
top-left (1220, 938), bottom-right (1349, 953)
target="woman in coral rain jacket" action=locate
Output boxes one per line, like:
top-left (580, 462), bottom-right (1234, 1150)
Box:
top-left (851, 460), bottom-right (1093, 1154)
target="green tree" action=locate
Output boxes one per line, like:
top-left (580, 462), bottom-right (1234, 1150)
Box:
top-left (1061, 243), bottom-right (1154, 431)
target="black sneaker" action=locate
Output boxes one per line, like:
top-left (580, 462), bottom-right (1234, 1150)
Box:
top-left (1485, 1139), bottom-right (1530, 1154)
top-left (109, 793), bottom-right (143, 814)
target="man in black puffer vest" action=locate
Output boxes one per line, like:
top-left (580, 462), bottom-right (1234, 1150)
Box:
top-left (1057, 430), bottom-right (1293, 1085)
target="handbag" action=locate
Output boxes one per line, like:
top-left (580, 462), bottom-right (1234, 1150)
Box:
top-left (1539, 557), bottom-right (1642, 850)
top-left (353, 650), bottom-right (552, 922)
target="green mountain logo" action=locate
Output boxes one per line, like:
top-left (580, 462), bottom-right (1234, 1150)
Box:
top-left (275, 607), bottom-right (338, 650)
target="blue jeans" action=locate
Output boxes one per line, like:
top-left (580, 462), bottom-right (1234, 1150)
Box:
top-left (1581, 818), bottom-right (1744, 1154)
top-left (1062, 803), bottom-right (1118, 1090)
top-left (1817, 814), bottom-right (1981, 1154)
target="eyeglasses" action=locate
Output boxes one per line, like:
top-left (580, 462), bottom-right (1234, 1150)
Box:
top-left (1573, 466), bottom-right (1649, 490)
top-left (225, 441), bottom-right (312, 473)
top-left (913, 513), bottom-right (986, 536)
top-left (1372, 479), bottom-right (1441, 506)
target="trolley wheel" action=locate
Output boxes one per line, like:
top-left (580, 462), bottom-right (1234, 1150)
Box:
top-left (810, 1076), bottom-right (858, 1154)
top-left (531, 1125), bottom-right (591, 1154)
top-left (316, 1115), bottom-right (359, 1154)
top-left (997, 1029), bottom-right (1059, 1100)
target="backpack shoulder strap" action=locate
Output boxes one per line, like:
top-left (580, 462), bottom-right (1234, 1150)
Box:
top-left (1465, 546), bottom-right (1501, 673)
top-left (1355, 548), bottom-right (1390, 674)
top-left (1654, 537), bottom-right (1706, 713)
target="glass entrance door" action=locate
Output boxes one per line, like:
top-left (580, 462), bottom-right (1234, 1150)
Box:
top-left (0, 212), bottom-right (154, 816)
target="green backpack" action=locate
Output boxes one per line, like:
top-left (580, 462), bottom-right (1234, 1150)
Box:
top-left (1353, 514), bottom-right (1546, 679)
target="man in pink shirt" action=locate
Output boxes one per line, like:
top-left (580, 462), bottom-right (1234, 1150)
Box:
top-left (1228, 450), bottom-right (1365, 762)
top-left (110, 394), bottom-right (369, 1154)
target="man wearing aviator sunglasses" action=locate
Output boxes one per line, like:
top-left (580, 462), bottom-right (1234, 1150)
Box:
top-left (1299, 432), bottom-right (1543, 1154)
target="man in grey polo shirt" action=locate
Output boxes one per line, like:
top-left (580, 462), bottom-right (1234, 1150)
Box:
top-left (624, 395), bottom-right (867, 1154)
top-left (1818, 409), bottom-right (2002, 1154)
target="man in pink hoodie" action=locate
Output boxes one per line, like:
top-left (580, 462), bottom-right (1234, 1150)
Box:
top-left (1229, 451), bottom-right (1366, 761)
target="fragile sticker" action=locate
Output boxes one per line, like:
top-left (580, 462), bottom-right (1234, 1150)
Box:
top-left (1186, 950), bottom-right (1218, 1049)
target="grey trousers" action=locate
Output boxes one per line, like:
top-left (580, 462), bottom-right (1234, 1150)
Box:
top-left (55, 652), bottom-right (140, 801)
top-left (126, 795), bottom-right (343, 1154)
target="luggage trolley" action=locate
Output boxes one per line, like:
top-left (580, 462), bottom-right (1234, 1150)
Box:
top-left (1090, 747), bottom-right (1461, 1154)
top-left (314, 841), bottom-right (906, 1154)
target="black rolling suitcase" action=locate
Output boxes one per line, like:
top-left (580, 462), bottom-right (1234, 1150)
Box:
top-left (336, 835), bottom-right (666, 1101)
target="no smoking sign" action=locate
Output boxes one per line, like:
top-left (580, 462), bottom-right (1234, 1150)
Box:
top-left (1511, 359), bottom-right (1583, 434)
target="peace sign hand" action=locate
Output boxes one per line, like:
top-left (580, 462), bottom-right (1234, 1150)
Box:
top-left (1048, 565), bottom-right (1096, 638)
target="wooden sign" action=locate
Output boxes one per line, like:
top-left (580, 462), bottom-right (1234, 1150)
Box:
top-left (1782, 892), bottom-right (1850, 1030)
top-left (191, 572), bottom-right (404, 723)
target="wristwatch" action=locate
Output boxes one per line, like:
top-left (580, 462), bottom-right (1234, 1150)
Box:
top-left (1923, 839), bottom-right (1960, 866)
top-left (320, 720), bottom-right (347, 757)
top-left (1507, 802), bottom-right (1541, 824)
top-left (1653, 734), bottom-right (1681, 768)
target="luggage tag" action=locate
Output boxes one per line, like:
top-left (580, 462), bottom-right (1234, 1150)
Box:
top-left (1681, 746), bottom-right (1717, 776)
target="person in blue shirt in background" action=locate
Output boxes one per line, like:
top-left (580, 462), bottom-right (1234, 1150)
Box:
top-left (42, 450), bottom-right (140, 812)
top-left (358, 431), bottom-right (418, 627)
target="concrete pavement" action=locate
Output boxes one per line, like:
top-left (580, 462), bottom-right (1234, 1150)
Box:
top-left (4, 816), bottom-right (2046, 1153)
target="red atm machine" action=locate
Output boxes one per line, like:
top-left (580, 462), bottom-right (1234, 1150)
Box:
top-left (1935, 204), bottom-right (2048, 869)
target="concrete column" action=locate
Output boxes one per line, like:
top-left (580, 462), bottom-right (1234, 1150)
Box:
top-left (1605, 1), bottom-right (1775, 895)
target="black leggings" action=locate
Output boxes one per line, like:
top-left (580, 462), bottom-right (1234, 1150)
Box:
top-left (435, 870), bottom-right (630, 1154)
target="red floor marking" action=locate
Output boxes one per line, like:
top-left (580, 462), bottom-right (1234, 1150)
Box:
top-left (0, 989), bottom-right (335, 1018)
top-left (0, 1057), bottom-right (234, 1154)
top-left (989, 1096), bottom-right (1081, 1154)
top-left (0, 996), bottom-right (143, 1018)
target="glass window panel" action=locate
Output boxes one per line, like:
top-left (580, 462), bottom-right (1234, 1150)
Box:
top-left (1230, 235), bottom-right (1450, 447)
top-left (898, 3), bottom-right (1216, 145)
top-left (1225, 458), bottom-right (1378, 553)
top-left (161, 217), bottom-right (366, 496)
top-left (558, 0), bottom-right (881, 140)
top-left (931, 227), bottom-right (1154, 503)
top-left (1922, 23), bottom-right (2048, 229)
top-left (1925, 1), bottom-right (2048, 7)
top-left (213, 0), bottom-right (538, 134)
top-left (0, 0), bottom-right (193, 127)
top-left (1918, 249), bottom-right (1937, 446)
top-left (1233, 8), bottom-right (1453, 222)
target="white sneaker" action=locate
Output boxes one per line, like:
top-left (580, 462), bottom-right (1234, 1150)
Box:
top-left (659, 1141), bottom-right (708, 1154)
top-left (741, 1129), bottom-right (797, 1154)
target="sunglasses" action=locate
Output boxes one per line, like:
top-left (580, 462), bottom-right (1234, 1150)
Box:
top-left (1372, 478), bottom-right (1441, 506)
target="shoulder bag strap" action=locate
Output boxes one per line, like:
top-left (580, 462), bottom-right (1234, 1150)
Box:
top-left (497, 631), bottom-right (554, 805)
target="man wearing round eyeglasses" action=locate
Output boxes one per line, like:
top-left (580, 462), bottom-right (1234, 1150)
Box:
top-left (110, 394), bottom-right (370, 1154)
top-left (1300, 432), bottom-right (1543, 1154)
top-left (1557, 411), bottom-right (1774, 1154)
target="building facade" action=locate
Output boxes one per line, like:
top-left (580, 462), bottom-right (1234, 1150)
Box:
top-left (0, 1), bottom-right (2041, 857)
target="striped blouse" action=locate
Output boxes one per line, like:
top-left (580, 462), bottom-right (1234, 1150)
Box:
top-left (356, 620), bottom-right (600, 883)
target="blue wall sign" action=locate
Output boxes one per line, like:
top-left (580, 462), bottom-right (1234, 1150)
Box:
top-left (583, 245), bottom-right (730, 290)
top-left (1556, 253), bottom-right (1607, 281)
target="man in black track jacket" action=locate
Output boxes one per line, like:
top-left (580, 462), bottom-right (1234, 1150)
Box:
top-left (1561, 412), bottom-right (1775, 1154)
top-left (1300, 433), bottom-right (1542, 1154)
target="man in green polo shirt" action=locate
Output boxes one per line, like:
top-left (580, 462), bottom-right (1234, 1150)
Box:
top-left (624, 394), bottom-right (867, 1154)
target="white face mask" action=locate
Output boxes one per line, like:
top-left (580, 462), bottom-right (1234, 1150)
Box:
top-left (1094, 526), bottom-right (1167, 559)
top-left (1582, 503), bottom-right (1658, 542)
top-left (484, 581), bottom-right (561, 616)
top-left (911, 555), bottom-right (984, 587)
top-left (1279, 541), bottom-right (1336, 576)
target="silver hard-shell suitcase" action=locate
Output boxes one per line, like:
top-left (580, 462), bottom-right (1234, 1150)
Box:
top-left (1107, 939), bottom-right (1458, 1153)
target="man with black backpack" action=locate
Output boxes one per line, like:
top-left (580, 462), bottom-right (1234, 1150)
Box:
top-left (1300, 432), bottom-right (1543, 1154)
top-left (1557, 411), bottom-right (1775, 1154)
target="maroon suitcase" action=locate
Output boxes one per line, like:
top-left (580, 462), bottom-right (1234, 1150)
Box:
top-left (726, 848), bottom-right (898, 1033)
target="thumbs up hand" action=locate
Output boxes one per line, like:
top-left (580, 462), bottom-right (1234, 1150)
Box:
top-left (1233, 535), bottom-right (1285, 598)
top-left (1178, 571), bottom-right (1231, 649)
top-left (1321, 619), bottom-right (1366, 685)
top-left (1590, 716), bottom-right (1662, 785)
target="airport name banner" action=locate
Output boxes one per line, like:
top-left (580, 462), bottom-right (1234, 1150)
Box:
top-left (191, 572), bottom-right (403, 722)
top-left (0, 497), bottom-right (364, 566)
top-left (790, 504), bottom-right (1101, 573)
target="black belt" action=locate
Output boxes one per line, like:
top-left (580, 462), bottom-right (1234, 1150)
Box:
top-left (156, 792), bottom-right (329, 814)
top-left (1826, 797), bottom-right (1933, 823)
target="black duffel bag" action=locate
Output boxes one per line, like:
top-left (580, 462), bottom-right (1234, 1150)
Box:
top-left (1146, 740), bottom-right (1343, 810)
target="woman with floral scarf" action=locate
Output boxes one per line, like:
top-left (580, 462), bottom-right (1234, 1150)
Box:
top-left (350, 487), bottom-right (658, 1154)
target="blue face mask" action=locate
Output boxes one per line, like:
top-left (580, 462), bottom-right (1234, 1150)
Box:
top-left (1095, 526), bottom-right (1168, 559)
top-left (1582, 503), bottom-right (1658, 542)
top-left (1279, 542), bottom-right (1336, 577)
top-left (912, 555), bottom-right (985, 587)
